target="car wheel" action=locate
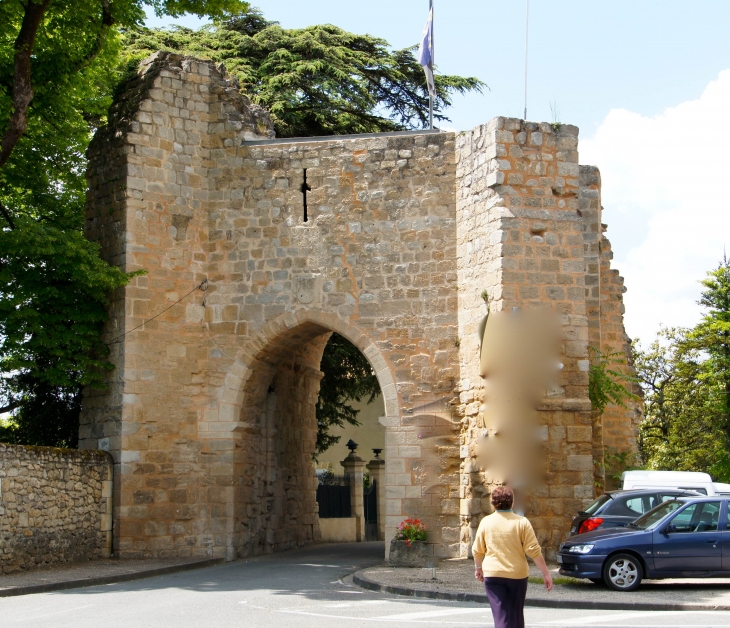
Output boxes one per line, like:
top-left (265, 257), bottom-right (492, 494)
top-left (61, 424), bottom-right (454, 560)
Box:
top-left (602, 553), bottom-right (643, 591)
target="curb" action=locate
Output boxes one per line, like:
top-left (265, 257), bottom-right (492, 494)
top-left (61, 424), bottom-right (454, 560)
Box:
top-left (352, 571), bottom-right (730, 612)
top-left (0, 558), bottom-right (225, 598)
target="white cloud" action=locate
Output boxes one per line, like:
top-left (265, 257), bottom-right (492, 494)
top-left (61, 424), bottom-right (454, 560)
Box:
top-left (580, 70), bottom-right (730, 344)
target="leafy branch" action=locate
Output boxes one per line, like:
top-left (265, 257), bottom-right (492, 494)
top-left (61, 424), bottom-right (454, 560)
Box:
top-left (588, 346), bottom-right (639, 415)
top-left (315, 333), bottom-right (379, 457)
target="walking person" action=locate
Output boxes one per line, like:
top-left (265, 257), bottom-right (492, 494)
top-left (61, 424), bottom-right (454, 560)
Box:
top-left (472, 486), bottom-right (553, 628)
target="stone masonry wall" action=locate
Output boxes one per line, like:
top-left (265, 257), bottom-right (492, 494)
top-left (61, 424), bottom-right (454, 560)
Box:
top-left (454, 121), bottom-right (504, 555)
top-left (579, 165), bottom-right (606, 483)
top-left (456, 119), bottom-right (606, 557)
top-left (580, 166), bottom-right (642, 488)
top-left (83, 53), bottom-right (462, 560)
top-left (213, 131), bottom-right (462, 558)
top-left (0, 444), bottom-right (112, 573)
top-left (234, 334), bottom-right (326, 554)
top-left (598, 232), bottom-right (642, 472)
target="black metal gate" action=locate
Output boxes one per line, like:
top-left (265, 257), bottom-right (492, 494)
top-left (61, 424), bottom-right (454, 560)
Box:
top-left (316, 475), bottom-right (351, 518)
top-left (363, 479), bottom-right (378, 541)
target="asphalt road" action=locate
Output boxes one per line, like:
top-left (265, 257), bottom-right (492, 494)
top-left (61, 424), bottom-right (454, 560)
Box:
top-left (3, 542), bottom-right (730, 628)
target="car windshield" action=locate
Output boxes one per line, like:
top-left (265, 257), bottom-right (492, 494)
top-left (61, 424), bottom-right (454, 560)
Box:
top-left (632, 499), bottom-right (685, 529)
top-left (582, 494), bottom-right (612, 515)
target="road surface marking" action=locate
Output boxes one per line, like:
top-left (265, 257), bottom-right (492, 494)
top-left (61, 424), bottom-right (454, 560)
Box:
top-left (374, 608), bottom-right (488, 620)
top-left (325, 600), bottom-right (391, 608)
top-left (278, 609), bottom-right (492, 624)
top-left (536, 610), bottom-right (730, 625)
top-left (12, 604), bottom-right (95, 622)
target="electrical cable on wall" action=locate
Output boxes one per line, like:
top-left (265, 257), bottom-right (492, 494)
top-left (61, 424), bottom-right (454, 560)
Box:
top-left (107, 277), bottom-right (250, 369)
top-left (107, 279), bottom-right (208, 345)
top-left (197, 279), bottom-right (252, 368)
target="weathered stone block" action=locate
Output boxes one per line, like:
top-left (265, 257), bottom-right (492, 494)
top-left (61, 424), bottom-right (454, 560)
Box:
top-left (388, 540), bottom-right (433, 567)
top-left (567, 455), bottom-right (593, 471)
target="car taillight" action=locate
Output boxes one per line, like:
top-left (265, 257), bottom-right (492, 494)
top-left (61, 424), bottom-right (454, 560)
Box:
top-left (578, 518), bottom-right (604, 534)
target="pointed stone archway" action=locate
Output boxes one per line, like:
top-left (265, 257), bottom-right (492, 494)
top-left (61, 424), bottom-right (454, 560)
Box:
top-left (204, 309), bottom-right (401, 559)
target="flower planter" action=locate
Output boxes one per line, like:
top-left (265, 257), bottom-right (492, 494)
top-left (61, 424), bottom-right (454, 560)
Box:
top-left (388, 539), bottom-right (432, 567)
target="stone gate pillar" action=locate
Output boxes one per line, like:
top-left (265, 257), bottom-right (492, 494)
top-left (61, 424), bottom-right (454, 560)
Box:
top-left (366, 451), bottom-right (386, 541)
top-left (342, 449), bottom-right (366, 542)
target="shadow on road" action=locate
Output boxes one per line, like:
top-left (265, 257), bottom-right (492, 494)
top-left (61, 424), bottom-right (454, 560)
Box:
top-left (51, 542), bottom-right (386, 600)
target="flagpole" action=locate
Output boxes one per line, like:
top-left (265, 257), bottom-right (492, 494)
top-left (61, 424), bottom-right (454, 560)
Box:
top-left (524, 0), bottom-right (529, 120)
top-left (429, 0), bottom-right (434, 130)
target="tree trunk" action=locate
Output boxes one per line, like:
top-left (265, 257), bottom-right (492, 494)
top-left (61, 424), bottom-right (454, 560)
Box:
top-left (0, 0), bottom-right (52, 170)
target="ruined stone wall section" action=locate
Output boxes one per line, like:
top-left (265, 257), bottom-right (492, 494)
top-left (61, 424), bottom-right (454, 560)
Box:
top-left (0, 445), bottom-right (112, 573)
top-left (82, 54), bottom-right (276, 559)
top-left (81, 57), bottom-right (149, 457)
top-left (579, 166), bottom-right (606, 487)
top-left (579, 165), bottom-right (641, 484)
top-left (599, 234), bottom-right (642, 461)
top-left (455, 121), bottom-right (504, 556)
top-left (455, 119), bottom-right (596, 556)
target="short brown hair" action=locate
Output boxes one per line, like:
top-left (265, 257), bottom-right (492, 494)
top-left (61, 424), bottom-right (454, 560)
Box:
top-left (491, 486), bottom-right (514, 511)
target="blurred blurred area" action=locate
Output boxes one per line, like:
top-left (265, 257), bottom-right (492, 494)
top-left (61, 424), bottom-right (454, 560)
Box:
top-left (476, 310), bottom-right (562, 513)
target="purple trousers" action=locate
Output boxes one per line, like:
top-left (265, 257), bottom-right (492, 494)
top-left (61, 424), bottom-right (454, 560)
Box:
top-left (483, 577), bottom-right (528, 628)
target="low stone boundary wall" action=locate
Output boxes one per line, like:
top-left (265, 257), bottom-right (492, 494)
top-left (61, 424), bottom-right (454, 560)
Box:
top-left (319, 517), bottom-right (358, 543)
top-left (0, 444), bottom-right (113, 574)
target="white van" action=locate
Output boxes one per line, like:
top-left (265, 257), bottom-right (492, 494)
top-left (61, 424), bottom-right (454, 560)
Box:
top-left (621, 470), bottom-right (730, 496)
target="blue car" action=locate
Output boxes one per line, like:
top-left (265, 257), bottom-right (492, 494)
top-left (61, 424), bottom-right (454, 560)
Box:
top-left (558, 495), bottom-right (729, 591)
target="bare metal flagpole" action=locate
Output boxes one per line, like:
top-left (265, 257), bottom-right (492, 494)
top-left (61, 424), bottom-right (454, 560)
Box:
top-left (524, 0), bottom-right (529, 120)
top-left (429, 0), bottom-right (434, 130)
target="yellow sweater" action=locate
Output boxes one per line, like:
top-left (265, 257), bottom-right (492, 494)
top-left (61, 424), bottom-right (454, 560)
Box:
top-left (471, 511), bottom-right (542, 579)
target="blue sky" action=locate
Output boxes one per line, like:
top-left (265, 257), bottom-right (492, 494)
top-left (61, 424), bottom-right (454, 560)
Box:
top-left (146, 1), bottom-right (730, 136)
top-left (145, 2), bottom-right (730, 342)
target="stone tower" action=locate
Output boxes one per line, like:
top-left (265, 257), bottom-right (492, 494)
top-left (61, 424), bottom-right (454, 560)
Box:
top-left (82, 52), bottom-right (640, 560)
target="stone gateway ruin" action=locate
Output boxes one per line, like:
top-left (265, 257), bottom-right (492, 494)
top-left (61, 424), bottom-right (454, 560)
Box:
top-left (81, 52), bottom-right (641, 561)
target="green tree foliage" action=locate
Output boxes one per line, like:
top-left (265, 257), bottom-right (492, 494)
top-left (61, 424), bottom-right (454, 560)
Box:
top-left (0, 0), bottom-right (247, 445)
top-left (588, 346), bottom-right (638, 416)
top-left (636, 328), bottom-right (728, 479)
top-left (315, 334), bottom-right (379, 456)
top-left (120, 10), bottom-right (486, 137)
top-left (0, 1), bottom-right (248, 172)
top-left (637, 256), bottom-right (730, 481)
top-left (587, 346), bottom-right (641, 489)
top-left (690, 255), bottom-right (730, 445)
top-left (0, 221), bottom-right (135, 412)
top-left (0, 372), bottom-right (80, 447)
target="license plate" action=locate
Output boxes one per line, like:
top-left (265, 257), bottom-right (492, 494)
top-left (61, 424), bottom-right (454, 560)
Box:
top-left (557, 555), bottom-right (563, 564)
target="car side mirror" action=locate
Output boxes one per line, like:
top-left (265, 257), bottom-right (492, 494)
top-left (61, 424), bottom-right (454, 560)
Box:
top-left (662, 523), bottom-right (677, 535)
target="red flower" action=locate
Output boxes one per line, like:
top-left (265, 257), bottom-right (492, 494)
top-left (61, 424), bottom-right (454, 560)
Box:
top-left (394, 517), bottom-right (427, 544)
